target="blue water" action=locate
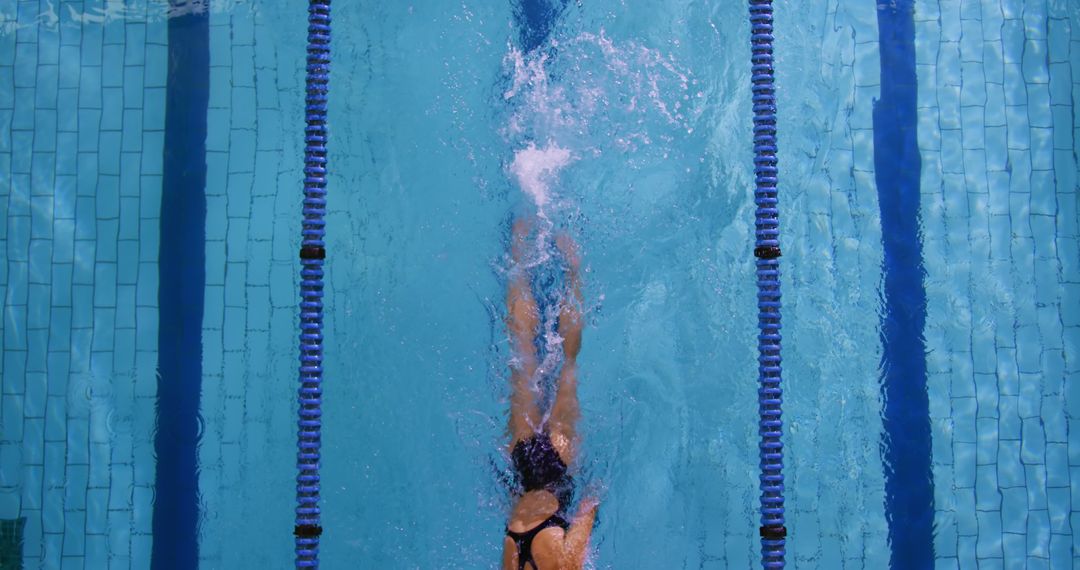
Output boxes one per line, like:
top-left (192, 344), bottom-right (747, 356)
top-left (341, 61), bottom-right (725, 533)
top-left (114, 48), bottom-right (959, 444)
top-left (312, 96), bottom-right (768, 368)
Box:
top-left (0, 0), bottom-right (1077, 568)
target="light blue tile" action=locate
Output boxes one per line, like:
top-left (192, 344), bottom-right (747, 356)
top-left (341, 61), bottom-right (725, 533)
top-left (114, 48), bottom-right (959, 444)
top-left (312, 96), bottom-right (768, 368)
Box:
top-left (87, 442), bottom-right (108, 487)
top-left (1027, 464), bottom-right (1049, 512)
top-left (99, 45), bottom-right (123, 91)
top-left (140, 131), bottom-right (162, 175)
top-left (124, 25), bottom-right (146, 66)
top-left (985, 128), bottom-right (1007, 171)
top-left (95, 174), bottom-right (119, 221)
top-left (208, 66), bottom-right (230, 109)
top-left (107, 510), bottom-right (129, 556)
top-left (56, 143), bottom-right (76, 183)
top-left (1026, 509), bottom-right (1050, 557)
top-left (954, 397), bottom-right (978, 442)
top-left (229, 130), bottom-right (256, 172)
top-left (85, 535), bottom-right (107, 569)
top-left (203, 279), bottom-right (224, 330)
top-left (977, 462), bottom-right (1001, 511)
top-left (226, 228), bottom-right (254, 276)
top-left (131, 534), bottom-right (152, 569)
top-left (62, 510), bottom-right (85, 556)
top-left (99, 133), bottom-right (121, 175)
top-left (34, 64), bottom-right (57, 109)
top-left (210, 24), bottom-right (231, 67)
top-left (935, 556), bottom-right (959, 570)
top-left (939, 87), bottom-right (962, 132)
top-left (976, 371), bottom-right (997, 416)
top-left (1045, 443), bottom-right (1068, 487)
top-left (233, 10), bottom-right (255, 45)
top-left (122, 65), bottom-right (144, 109)
top-left (46, 351), bottom-right (69, 396)
top-left (1021, 0), bottom-right (1048, 37)
top-left (231, 87), bottom-right (256, 130)
top-left (26, 330), bottom-right (47, 373)
top-left (117, 240), bottom-right (138, 285)
top-left (269, 262), bottom-right (294, 307)
top-left (78, 66), bottom-right (102, 109)
top-left (957, 535), bottom-right (977, 568)
top-left (206, 197), bottom-right (227, 243)
top-left (69, 328), bottom-right (91, 375)
top-left (121, 111), bottom-right (142, 153)
top-left (134, 348), bottom-right (157, 395)
top-left (133, 486), bottom-right (152, 534)
top-left (37, 24), bottom-right (59, 63)
top-left (960, 16), bottom-right (982, 55)
top-left (115, 284), bottom-right (136, 328)
top-left (1021, 39), bottom-right (1050, 86)
top-left (21, 464), bottom-right (42, 510)
top-left (11, 131), bottom-right (33, 170)
top-left (0, 22), bottom-right (13, 65)
top-left (0, 66), bottom-right (12, 110)
top-left (100, 83), bottom-right (123, 130)
top-left (1001, 18), bottom-right (1025, 59)
top-left (42, 531), bottom-right (62, 567)
top-left (976, 510), bottom-right (1004, 558)
top-left (90, 308), bottom-right (116, 354)
top-left (13, 42), bottom-right (37, 89)
top-left (0, 442), bottom-right (20, 487)
top-left (58, 46), bottom-right (79, 89)
top-left (998, 440), bottom-right (1025, 490)
top-left (118, 159), bottom-right (140, 201)
top-left (1030, 130), bottom-right (1054, 174)
top-left (224, 263), bottom-right (247, 307)
top-left (135, 263), bottom-right (157, 307)
top-left (1048, 533), bottom-right (1071, 569)
top-left (27, 284), bottom-right (50, 328)
top-left (1045, 485), bottom-right (1071, 535)
top-left (961, 68), bottom-right (987, 110)
top-left (223, 307), bottom-right (246, 352)
top-left (956, 441), bottom-right (978, 489)
top-left (1047, 64), bottom-right (1070, 111)
top-left (1000, 487), bottom-right (1027, 534)
top-left (254, 66), bottom-right (277, 110)
top-left (144, 44), bottom-right (167, 88)
top-left (1021, 416), bottom-right (1047, 467)
top-left (132, 441), bottom-right (153, 487)
top-left (102, 19), bottom-right (125, 46)
top-left (76, 110), bottom-right (101, 154)
top-left (23, 372), bottom-right (45, 418)
top-left (95, 218), bottom-right (118, 262)
top-left (206, 108), bottom-right (230, 153)
top-left (22, 416), bottom-right (44, 464)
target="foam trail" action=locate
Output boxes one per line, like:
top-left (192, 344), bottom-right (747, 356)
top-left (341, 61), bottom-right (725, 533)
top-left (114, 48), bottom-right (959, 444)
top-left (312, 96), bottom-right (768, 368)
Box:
top-left (509, 141), bottom-right (574, 211)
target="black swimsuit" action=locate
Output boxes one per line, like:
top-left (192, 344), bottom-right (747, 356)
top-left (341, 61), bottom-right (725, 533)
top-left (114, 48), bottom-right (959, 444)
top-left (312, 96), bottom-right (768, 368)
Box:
top-left (506, 432), bottom-right (574, 570)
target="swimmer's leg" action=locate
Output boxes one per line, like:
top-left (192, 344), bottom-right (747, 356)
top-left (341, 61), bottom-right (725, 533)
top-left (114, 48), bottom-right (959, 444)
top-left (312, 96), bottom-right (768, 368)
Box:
top-left (549, 232), bottom-right (583, 465)
top-left (507, 218), bottom-right (542, 450)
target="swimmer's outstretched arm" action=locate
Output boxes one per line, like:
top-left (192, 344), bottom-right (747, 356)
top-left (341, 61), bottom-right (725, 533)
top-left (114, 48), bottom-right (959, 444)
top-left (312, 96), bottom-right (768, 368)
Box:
top-left (507, 218), bottom-right (542, 448)
top-left (549, 233), bottom-right (582, 463)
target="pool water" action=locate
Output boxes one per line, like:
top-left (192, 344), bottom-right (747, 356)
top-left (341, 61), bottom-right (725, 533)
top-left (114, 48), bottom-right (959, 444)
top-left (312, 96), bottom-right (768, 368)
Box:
top-left (0, 0), bottom-right (1077, 568)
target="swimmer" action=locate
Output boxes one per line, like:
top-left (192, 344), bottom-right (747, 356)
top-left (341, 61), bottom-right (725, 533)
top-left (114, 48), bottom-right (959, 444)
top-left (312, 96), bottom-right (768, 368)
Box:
top-left (502, 219), bottom-right (598, 570)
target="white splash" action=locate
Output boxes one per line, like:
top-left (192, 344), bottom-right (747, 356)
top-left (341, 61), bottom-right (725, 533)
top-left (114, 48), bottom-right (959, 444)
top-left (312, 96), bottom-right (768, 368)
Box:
top-left (509, 141), bottom-right (575, 210)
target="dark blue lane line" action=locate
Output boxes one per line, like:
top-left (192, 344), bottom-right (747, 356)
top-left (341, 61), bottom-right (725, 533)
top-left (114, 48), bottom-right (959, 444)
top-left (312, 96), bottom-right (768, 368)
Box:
top-left (512, 0), bottom-right (568, 52)
top-left (153, 8), bottom-right (209, 569)
top-left (873, 1), bottom-right (935, 567)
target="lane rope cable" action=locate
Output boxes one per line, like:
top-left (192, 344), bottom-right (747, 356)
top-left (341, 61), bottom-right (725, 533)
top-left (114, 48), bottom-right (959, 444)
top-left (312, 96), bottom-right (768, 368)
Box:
top-left (295, 0), bottom-right (331, 567)
top-left (748, 0), bottom-right (787, 568)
